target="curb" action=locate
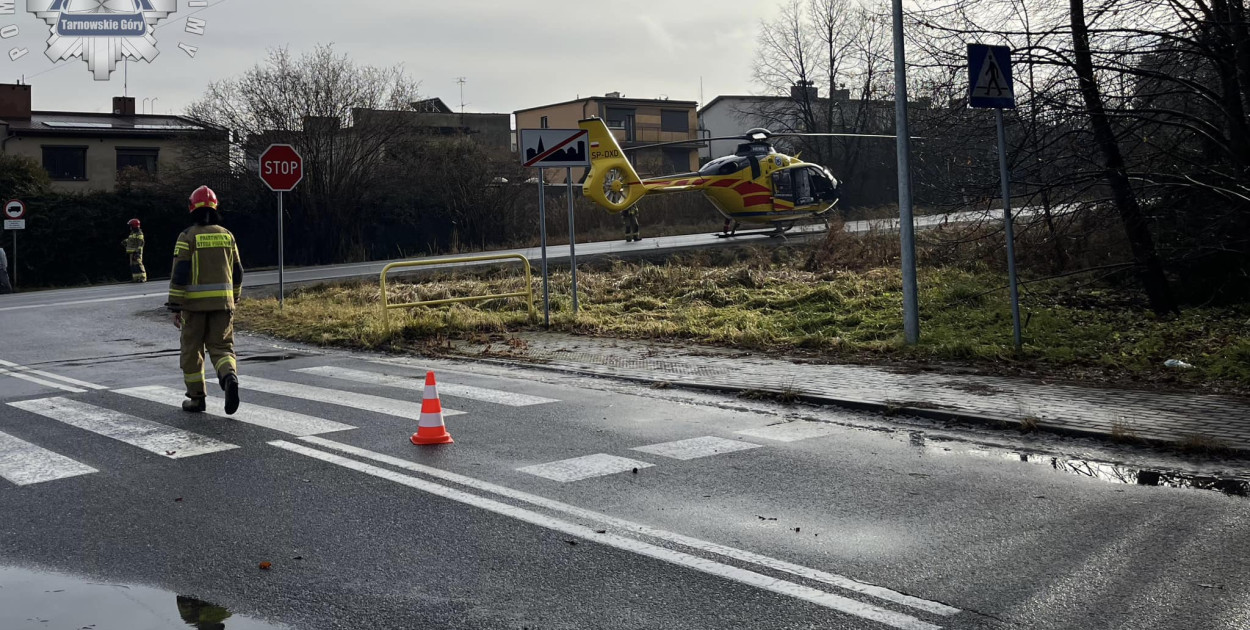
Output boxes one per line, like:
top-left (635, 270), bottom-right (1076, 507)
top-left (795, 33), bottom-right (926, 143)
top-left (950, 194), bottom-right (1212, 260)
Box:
top-left (452, 351), bottom-right (1250, 459)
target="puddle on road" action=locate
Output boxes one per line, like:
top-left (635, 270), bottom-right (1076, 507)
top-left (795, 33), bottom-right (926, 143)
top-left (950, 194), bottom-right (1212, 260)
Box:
top-left (911, 433), bottom-right (1250, 498)
top-left (0, 566), bottom-right (288, 630)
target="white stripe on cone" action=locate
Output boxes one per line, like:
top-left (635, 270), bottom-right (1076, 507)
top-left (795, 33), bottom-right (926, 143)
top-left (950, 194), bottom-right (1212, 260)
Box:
top-left (419, 384), bottom-right (445, 429)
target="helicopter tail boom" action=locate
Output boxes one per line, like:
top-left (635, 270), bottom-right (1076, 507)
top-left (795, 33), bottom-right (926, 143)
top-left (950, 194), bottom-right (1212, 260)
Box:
top-left (578, 117), bottom-right (648, 213)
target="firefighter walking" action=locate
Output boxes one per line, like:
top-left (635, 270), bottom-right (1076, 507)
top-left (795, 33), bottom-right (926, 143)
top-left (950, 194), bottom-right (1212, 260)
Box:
top-left (167, 186), bottom-right (243, 414)
top-left (124, 218), bottom-right (147, 282)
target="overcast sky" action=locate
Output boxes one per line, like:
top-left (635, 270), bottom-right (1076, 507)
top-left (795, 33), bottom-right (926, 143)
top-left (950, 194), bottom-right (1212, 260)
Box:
top-left (3, 0), bottom-right (784, 118)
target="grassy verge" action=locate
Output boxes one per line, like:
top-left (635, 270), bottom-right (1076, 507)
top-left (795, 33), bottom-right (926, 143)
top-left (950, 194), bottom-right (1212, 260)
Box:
top-left (236, 245), bottom-right (1250, 394)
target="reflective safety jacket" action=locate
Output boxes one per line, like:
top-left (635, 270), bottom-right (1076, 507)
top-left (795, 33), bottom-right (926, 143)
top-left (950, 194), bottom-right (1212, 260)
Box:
top-left (167, 224), bottom-right (243, 312)
top-left (124, 231), bottom-right (144, 256)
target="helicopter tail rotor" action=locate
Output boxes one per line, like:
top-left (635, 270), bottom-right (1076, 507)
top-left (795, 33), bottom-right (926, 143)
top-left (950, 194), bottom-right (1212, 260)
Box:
top-left (579, 117), bottom-right (647, 212)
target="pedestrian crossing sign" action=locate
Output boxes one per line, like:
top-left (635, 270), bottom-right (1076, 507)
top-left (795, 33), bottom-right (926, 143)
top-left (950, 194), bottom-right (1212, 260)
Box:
top-left (968, 44), bottom-right (1015, 109)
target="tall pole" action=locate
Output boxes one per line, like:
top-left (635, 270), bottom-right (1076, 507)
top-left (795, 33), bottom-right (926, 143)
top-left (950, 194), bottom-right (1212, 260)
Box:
top-left (277, 191), bottom-right (284, 308)
top-left (566, 167), bottom-right (579, 315)
top-left (10, 232), bottom-right (14, 290)
top-left (996, 108), bottom-right (1023, 350)
top-left (892, 0), bottom-right (920, 345)
top-left (537, 168), bottom-right (550, 327)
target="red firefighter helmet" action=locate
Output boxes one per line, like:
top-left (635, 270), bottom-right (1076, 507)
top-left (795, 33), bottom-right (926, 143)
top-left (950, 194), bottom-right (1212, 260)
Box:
top-left (127, 218), bottom-right (141, 228)
top-left (188, 185), bottom-right (218, 213)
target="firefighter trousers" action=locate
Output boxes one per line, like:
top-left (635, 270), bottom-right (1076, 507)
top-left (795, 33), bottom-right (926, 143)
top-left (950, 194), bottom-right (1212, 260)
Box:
top-left (180, 310), bottom-right (237, 401)
top-left (129, 253), bottom-right (147, 282)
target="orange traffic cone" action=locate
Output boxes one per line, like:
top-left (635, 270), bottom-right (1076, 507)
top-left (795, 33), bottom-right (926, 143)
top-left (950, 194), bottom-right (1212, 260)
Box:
top-left (411, 371), bottom-right (454, 445)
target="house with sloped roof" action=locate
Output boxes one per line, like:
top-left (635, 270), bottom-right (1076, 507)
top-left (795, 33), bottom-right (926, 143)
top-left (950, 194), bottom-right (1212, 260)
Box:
top-left (0, 83), bottom-right (228, 192)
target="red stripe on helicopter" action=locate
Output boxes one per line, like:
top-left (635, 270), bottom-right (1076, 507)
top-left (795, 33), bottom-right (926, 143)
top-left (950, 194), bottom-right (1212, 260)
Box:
top-left (710, 179), bottom-right (738, 188)
top-left (733, 182), bottom-right (770, 195)
top-left (743, 195), bottom-right (772, 207)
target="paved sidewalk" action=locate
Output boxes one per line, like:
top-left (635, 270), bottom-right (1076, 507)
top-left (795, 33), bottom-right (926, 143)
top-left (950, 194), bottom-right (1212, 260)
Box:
top-left (446, 333), bottom-right (1250, 454)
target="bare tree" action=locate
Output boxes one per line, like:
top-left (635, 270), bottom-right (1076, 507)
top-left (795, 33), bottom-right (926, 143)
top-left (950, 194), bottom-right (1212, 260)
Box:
top-left (186, 44), bottom-right (422, 263)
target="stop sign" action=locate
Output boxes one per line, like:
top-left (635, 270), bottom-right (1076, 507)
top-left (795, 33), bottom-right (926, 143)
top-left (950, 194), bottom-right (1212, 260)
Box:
top-left (259, 144), bottom-right (304, 192)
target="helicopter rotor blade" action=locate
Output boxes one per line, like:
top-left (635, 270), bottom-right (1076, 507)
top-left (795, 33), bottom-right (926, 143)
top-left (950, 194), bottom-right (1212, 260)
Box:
top-left (621, 136), bottom-right (747, 152)
top-left (769, 132), bottom-right (925, 140)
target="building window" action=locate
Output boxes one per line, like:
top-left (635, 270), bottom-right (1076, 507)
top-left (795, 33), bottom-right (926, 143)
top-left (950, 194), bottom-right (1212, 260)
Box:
top-left (661, 110), bottom-right (689, 133)
top-left (42, 146), bottom-right (87, 180)
top-left (663, 148), bottom-right (690, 173)
top-left (540, 116), bottom-right (549, 129)
top-left (605, 107), bottom-right (635, 140)
top-left (116, 147), bottom-right (159, 175)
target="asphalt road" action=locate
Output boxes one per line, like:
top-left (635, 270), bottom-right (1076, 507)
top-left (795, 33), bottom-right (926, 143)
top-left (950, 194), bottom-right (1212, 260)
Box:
top-left (6, 209), bottom-right (1245, 630)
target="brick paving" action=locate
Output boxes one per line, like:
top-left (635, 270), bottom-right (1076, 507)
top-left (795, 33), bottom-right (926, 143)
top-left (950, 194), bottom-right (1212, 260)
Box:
top-left (449, 333), bottom-right (1250, 453)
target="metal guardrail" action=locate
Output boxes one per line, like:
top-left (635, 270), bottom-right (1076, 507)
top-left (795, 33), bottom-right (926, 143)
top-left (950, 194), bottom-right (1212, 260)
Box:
top-left (379, 254), bottom-right (536, 333)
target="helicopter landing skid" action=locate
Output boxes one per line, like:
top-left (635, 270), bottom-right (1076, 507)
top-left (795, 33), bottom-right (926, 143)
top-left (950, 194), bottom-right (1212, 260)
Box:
top-left (715, 228), bottom-right (791, 239)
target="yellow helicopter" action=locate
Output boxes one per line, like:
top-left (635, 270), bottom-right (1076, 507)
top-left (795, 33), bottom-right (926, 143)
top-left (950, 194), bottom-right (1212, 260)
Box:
top-left (578, 116), bottom-right (894, 236)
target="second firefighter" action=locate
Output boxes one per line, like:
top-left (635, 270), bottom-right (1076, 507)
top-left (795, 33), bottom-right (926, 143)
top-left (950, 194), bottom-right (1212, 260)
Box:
top-left (124, 218), bottom-right (147, 282)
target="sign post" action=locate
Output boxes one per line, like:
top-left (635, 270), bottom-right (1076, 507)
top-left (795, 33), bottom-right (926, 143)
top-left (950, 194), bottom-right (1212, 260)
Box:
top-left (537, 168), bottom-right (549, 326)
top-left (4, 199), bottom-right (26, 290)
top-left (892, 0), bottom-right (920, 346)
top-left (520, 129), bottom-right (591, 325)
top-left (968, 43), bottom-right (1022, 350)
top-left (258, 144), bottom-right (304, 308)
top-left (566, 167), bottom-right (579, 315)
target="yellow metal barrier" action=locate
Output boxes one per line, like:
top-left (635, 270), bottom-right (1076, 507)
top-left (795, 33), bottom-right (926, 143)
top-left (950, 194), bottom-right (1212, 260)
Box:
top-left (380, 254), bottom-right (535, 333)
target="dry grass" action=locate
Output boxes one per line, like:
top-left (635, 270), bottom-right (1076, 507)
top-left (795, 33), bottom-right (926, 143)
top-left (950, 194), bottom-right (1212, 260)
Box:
top-left (1111, 418), bottom-right (1140, 443)
top-left (236, 232), bottom-right (1250, 393)
top-left (1177, 434), bottom-right (1232, 455)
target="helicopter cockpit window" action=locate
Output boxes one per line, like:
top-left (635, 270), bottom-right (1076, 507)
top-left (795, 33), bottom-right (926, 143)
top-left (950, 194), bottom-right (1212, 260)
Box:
top-left (808, 167), bottom-right (837, 200)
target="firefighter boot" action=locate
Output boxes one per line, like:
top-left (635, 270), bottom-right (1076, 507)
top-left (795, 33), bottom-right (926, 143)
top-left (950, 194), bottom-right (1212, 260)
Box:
top-left (222, 373), bottom-right (240, 415)
top-left (182, 397), bottom-right (206, 413)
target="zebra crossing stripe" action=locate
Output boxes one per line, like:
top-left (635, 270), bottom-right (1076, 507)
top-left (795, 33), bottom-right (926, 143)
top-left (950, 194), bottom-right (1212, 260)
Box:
top-left (7, 397), bottom-right (237, 459)
top-left (0, 359), bottom-right (108, 391)
top-left (0, 367), bottom-right (86, 394)
top-left (113, 386), bottom-right (356, 437)
top-left (294, 366), bottom-right (558, 407)
top-left (0, 429), bottom-right (97, 486)
top-left (243, 376), bottom-right (463, 419)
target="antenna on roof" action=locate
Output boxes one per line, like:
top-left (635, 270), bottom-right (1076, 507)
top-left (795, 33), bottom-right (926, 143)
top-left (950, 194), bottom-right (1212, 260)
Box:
top-left (456, 76), bottom-right (466, 114)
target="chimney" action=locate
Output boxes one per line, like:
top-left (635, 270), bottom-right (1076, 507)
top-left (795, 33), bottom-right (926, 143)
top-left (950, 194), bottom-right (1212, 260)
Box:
top-left (790, 81), bottom-right (818, 102)
top-left (112, 96), bottom-right (136, 116)
top-left (0, 84), bottom-right (32, 120)
top-left (604, 91), bottom-right (621, 99)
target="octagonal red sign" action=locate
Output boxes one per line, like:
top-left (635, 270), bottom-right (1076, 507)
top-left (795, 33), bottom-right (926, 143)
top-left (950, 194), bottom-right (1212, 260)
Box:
top-left (259, 144), bottom-right (304, 192)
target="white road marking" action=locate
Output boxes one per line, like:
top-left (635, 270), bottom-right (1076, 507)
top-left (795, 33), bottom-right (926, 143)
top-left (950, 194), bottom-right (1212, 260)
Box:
top-left (295, 366), bottom-right (558, 407)
top-left (300, 436), bottom-right (959, 618)
top-left (736, 421), bottom-right (842, 443)
top-left (243, 376), bottom-right (463, 419)
top-left (0, 292), bottom-right (164, 312)
top-left (517, 453), bottom-right (655, 482)
top-left (272, 440), bottom-right (941, 630)
top-left (0, 430), bottom-right (98, 486)
top-left (631, 436), bottom-right (762, 460)
top-left (7, 397), bottom-right (238, 459)
top-left (0, 359), bottom-right (108, 390)
top-left (0, 367), bottom-right (86, 393)
top-left (113, 386), bottom-right (356, 437)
